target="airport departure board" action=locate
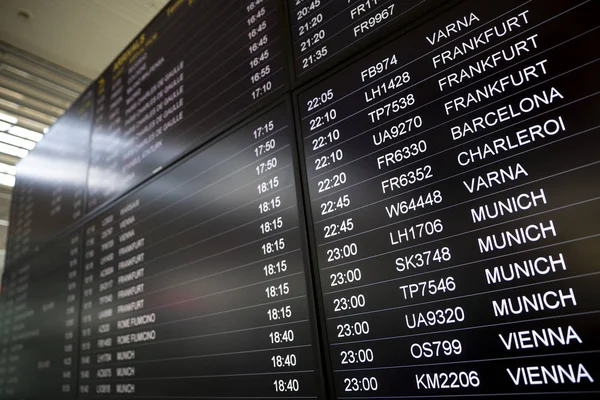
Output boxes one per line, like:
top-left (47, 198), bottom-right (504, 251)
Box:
top-left (86, 0), bottom-right (289, 212)
top-left (77, 102), bottom-right (323, 399)
top-left (4, 89), bottom-right (93, 268)
top-left (1, 0), bottom-right (599, 399)
top-left (297, 0), bottom-right (600, 397)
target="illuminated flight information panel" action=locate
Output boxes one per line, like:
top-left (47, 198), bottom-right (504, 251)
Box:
top-left (5, 89), bottom-right (93, 267)
top-left (297, 0), bottom-right (600, 397)
top-left (287, 0), bottom-right (442, 80)
top-left (86, 0), bottom-right (289, 212)
top-left (0, 230), bottom-right (82, 399)
top-left (77, 102), bottom-right (323, 399)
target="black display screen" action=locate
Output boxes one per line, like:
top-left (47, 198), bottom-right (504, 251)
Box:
top-left (4, 89), bottom-right (93, 267)
top-left (77, 102), bottom-right (322, 399)
top-left (86, 0), bottom-right (289, 212)
top-left (0, 230), bottom-right (82, 398)
top-left (2, 0), bottom-right (599, 399)
top-left (296, 0), bottom-right (600, 397)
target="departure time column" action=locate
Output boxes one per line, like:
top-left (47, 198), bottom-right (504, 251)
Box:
top-left (252, 113), bottom-right (311, 397)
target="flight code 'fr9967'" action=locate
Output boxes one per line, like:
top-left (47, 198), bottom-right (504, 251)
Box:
top-left (353, 4), bottom-right (395, 37)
